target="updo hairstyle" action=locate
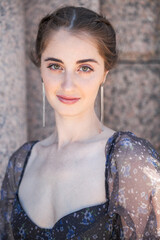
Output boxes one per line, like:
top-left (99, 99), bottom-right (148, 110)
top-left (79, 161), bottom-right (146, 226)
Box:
top-left (31, 5), bottom-right (118, 71)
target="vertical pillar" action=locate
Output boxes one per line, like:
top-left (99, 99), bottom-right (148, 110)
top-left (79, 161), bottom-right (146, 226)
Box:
top-left (0, 0), bottom-right (27, 187)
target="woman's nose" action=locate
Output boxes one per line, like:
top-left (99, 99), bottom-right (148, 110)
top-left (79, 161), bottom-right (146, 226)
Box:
top-left (61, 72), bottom-right (75, 91)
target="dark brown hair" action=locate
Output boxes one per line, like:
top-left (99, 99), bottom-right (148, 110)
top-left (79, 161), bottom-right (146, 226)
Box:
top-left (31, 5), bottom-right (118, 71)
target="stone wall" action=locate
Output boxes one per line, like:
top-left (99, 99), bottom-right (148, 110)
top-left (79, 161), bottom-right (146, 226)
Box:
top-left (0, 0), bottom-right (159, 187)
top-left (101, 0), bottom-right (160, 150)
top-left (0, 0), bottom-right (27, 185)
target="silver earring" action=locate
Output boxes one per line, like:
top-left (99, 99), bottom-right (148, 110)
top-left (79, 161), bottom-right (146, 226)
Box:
top-left (42, 81), bottom-right (45, 127)
top-left (100, 82), bottom-right (104, 123)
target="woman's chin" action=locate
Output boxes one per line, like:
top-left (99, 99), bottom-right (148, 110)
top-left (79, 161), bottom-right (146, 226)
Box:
top-left (56, 112), bottom-right (82, 118)
top-left (54, 108), bottom-right (87, 118)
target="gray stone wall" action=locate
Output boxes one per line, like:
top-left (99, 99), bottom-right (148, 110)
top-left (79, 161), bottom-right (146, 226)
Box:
top-left (0, 0), bottom-right (27, 185)
top-left (0, 0), bottom-right (159, 187)
top-left (101, 0), bottom-right (160, 150)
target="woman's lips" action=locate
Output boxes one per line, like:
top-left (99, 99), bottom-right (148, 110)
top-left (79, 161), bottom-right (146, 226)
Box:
top-left (56, 95), bottom-right (80, 104)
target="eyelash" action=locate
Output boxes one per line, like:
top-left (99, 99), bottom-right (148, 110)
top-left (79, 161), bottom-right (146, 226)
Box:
top-left (47, 64), bottom-right (63, 71)
top-left (47, 63), bottom-right (94, 73)
top-left (79, 66), bottom-right (94, 73)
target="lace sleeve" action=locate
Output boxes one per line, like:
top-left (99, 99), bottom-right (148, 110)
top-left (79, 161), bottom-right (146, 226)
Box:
top-left (0, 142), bottom-right (34, 240)
top-left (107, 132), bottom-right (160, 240)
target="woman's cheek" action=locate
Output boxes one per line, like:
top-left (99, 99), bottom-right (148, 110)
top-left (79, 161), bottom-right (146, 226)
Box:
top-left (44, 74), bottom-right (62, 87)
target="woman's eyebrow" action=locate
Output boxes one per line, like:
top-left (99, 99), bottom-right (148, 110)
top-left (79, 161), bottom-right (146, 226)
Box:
top-left (44, 57), bottom-right (99, 65)
top-left (44, 57), bottom-right (63, 63)
top-left (76, 59), bottom-right (99, 65)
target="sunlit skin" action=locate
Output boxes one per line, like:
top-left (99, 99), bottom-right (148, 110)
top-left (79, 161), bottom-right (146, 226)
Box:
top-left (17, 29), bottom-right (115, 227)
top-left (40, 29), bottom-right (109, 150)
top-left (18, 28), bottom-right (160, 233)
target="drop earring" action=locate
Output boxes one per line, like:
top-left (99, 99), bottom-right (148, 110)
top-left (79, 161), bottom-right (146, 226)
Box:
top-left (42, 79), bottom-right (45, 127)
top-left (100, 82), bottom-right (105, 123)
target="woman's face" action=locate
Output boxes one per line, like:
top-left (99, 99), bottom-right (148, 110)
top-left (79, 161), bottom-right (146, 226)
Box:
top-left (40, 29), bottom-right (108, 117)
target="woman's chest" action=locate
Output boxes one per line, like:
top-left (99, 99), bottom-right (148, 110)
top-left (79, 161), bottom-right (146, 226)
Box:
top-left (18, 141), bottom-right (107, 228)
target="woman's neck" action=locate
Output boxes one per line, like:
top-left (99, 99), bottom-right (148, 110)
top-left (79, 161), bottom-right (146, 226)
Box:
top-left (53, 109), bottom-right (104, 151)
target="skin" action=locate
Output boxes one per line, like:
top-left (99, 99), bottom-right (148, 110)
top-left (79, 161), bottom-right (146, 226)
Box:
top-left (18, 28), bottom-right (116, 228)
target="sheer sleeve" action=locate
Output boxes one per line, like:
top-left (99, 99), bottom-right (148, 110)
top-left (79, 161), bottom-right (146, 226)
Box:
top-left (106, 131), bottom-right (160, 240)
top-left (0, 142), bottom-right (36, 240)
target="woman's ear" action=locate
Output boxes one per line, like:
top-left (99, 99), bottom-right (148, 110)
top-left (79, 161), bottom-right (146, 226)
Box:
top-left (104, 71), bottom-right (109, 79)
top-left (101, 71), bottom-right (109, 85)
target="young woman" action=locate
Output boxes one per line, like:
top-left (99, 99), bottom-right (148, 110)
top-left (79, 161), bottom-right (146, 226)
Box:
top-left (0, 5), bottom-right (160, 240)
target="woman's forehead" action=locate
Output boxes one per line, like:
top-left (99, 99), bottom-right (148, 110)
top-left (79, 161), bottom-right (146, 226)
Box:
top-left (42, 29), bottom-right (102, 59)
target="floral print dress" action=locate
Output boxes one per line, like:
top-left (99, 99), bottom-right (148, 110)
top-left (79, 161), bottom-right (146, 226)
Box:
top-left (0, 131), bottom-right (160, 239)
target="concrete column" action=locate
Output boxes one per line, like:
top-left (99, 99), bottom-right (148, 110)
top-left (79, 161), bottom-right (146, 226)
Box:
top-left (0, 0), bottom-right (27, 186)
top-left (24, 0), bottom-right (100, 141)
top-left (101, 0), bottom-right (160, 151)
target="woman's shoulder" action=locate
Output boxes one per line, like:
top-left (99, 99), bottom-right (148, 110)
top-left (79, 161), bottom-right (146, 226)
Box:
top-left (110, 130), bottom-right (160, 169)
top-left (114, 131), bottom-right (159, 155)
top-left (11, 140), bottom-right (38, 157)
top-left (1, 141), bottom-right (39, 194)
top-left (7, 140), bottom-right (39, 169)
top-left (102, 127), bottom-right (155, 158)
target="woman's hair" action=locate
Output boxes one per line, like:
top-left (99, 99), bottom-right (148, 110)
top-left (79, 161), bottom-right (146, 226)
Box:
top-left (31, 5), bottom-right (118, 71)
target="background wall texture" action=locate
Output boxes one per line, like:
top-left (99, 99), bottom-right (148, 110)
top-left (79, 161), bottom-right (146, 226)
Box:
top-left (0, 0), bottom-right (160, 187)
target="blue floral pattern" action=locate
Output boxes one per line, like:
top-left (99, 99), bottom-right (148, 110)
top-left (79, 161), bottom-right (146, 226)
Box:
top-left (11, 192), bottom-right (112, 239)
top-left (1, 131), bottom-right (160, 239)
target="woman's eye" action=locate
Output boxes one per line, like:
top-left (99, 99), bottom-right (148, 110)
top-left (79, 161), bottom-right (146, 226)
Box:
top-left (47, 64), bottom-right (63, 71)
top-left (79, 66), bottom-right (93, 73)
